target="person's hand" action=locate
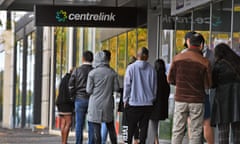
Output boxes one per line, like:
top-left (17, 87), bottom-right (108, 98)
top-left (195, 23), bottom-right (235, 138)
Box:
top-left (124, 103), bottom-right (129, 108)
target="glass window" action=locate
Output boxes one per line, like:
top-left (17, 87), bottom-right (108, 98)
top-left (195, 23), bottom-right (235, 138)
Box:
top-left (233, 0), bottom-right (240, 56)
top-left (127, 29), bottom-right (137, 63)
top-left (76, 28), bottom-right (83, 66)
top-left (175, 13), bottom-right (192, 54)
top-left (95, 29), bottom-right (101, 52)
top-left (176, 13), bottom-right (191, 30)
top-left (175, 30), bottom-right (189, 54)
top-left (25, 32), bottom-right (35, 127)
top-left (101, 40), bottom-right (109, 50)
top-left (161, 30), bottom-right (174, 63)
top-left (0, 51), bottom-right (4, 122)
top-left (193, 6), bottom-right (211, 49)
top-left (54, 27), bottom-right (69, 129)
top-left (15, 39), bottom-right (24, 128)
top-left (137, 28), bottom-right (148, 49)
top-left (83, 28), bottom-right (89, 51)
top-left (117, 33), bottom-right (127, 76)
top-left (211, 0), bottom-right (232, 49)
top-left (109, 37), bottom-right (117, 70)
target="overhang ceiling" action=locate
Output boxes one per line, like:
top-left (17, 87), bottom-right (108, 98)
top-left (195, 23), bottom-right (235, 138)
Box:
top-left (0, 0), bottom-right (141, 11)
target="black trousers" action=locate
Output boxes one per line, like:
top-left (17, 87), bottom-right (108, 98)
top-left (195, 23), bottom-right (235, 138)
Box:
top-left (92, 121), bottom-right (117, 144)
top-left (126, 106), bottom-right (153, 144)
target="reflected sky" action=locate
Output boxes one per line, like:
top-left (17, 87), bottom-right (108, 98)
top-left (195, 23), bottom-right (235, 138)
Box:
top-left (0, 51), bottom-right (4, 71)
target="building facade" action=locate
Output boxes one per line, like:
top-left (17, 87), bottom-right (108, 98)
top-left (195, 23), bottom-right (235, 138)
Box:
top-left (0, 0), bottom-right (240, 141)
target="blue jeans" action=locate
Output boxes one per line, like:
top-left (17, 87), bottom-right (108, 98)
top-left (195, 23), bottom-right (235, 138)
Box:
top-left (75, 98), bottom-right (94, 144)
top-left (101, 123), bottom-right (108, 144)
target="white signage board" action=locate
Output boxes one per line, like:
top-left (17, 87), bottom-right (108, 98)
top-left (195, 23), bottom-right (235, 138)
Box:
top-left (171, 0), bottom-right (211, 15)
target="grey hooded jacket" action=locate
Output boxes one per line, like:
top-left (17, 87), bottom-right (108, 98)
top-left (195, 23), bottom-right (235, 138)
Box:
top-left (86, 51), bottom-right (120, 123)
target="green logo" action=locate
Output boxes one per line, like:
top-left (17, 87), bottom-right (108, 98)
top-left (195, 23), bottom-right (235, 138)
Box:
top-left (212, 15), bottom-right (222, 27)
top-left (56, 10), bottom-right (67, 22)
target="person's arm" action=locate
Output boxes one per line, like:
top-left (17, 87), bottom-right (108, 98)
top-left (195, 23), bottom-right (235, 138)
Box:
top-left (123, 67), bottom-right (131, 106)
top-left (86, 72), bottom-right (94, 94)
top-left (68, 69), bottom-right (76, 100)
top-left (153, 70), bottom-right (157, 100)
top-left (205, 61), bottom-right (212, 89)
top-left (167, 60), bottom-right (176, 85)
top-left (114, 73), bottom-right (120, 92)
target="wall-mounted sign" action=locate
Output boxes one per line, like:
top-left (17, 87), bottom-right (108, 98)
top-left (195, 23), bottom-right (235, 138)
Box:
top-left (35, 5), bottom-right (138, 27)
top-left (171, 0), bottom-right (211, 15)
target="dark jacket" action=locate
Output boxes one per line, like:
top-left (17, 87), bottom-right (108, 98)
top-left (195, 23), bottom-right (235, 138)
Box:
top-left (56, 73), bottom-right (72, 105)
top-left (211, 59), bottom-right (240, 126)
top-left (168, 48), bottom-right (212, 103)
top-left (150, 72), bottom-right (170, 120)
top-left (68, 64), bottom-right (93, 100)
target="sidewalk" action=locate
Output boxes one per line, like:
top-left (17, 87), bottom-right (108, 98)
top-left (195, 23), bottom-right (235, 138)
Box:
top-left (0, 127), bottom-right (173, 144)
top-left (0, 128), bottom-right (75, 144)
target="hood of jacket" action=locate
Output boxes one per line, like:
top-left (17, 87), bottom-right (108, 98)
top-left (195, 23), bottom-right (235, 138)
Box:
top-left (134, 60), bottom-right (148, 69)
top-left (93, 51), bottom-right (108, 68)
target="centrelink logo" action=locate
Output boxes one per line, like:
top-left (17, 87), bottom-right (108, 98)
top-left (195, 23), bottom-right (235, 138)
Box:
top-left (55, 10), bottom-right (116, 22)
top-left (56, 10), bottom-right (68, 22)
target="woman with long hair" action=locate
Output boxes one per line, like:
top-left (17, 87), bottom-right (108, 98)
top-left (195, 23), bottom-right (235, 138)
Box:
top-left (146, 59), bottom-right (170, 144)
top-left (56, 68), bottom-right (74, 144)
top-left (211, 43), bottom-right (240, 144)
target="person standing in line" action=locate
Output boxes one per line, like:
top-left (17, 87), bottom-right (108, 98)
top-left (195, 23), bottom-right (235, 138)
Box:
top-left (168, 33), bottom-right (212, 144)
top-left (181, 31), bottom-right (197, 53)
top-left (211, 43), bottom-right (240, 144)
top-left (146, 59), bottom-right (170, 144)
top-left (183, 31), bottom-right (215, 144)
top-left (123, 47), bottom-right (157, 144)
top-left (100, 50), bottom-right (112, 144)
top-left (200, 44), bottom-right (215, 144)
top-left (68, 51), bottom-right (94, 144)
top-left (87, 51), bottom-right (120, 144)
top-left (56, 68), bottom-right (74, 144)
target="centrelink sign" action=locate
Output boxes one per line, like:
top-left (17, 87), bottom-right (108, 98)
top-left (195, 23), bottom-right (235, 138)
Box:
top-left (35, 5), bottom-right (138, 27)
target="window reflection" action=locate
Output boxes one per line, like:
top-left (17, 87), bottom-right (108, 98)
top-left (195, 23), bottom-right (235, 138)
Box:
top-left (76, 28), bottom-right (83, 66)
top-left (54, 27), bottom-right (69, 129)
top-left (109, 37), bottom-right (117, 70)
top-left (25, 32), bottom-right (35, 127)
top-left (0, 51), bottom-right (4, 122)
top-left (15, 39), bottom-right (24, 128)
top-left (127, 29), bottom-right (137, 63)
top-left (211, 0), bottom-right (232, 49)
top-left (117, 33), bottom-right (127, 76)
top-left (233, 0), bottom-right (240, 56)
top-left (137, 28), bottom-right (148, 49)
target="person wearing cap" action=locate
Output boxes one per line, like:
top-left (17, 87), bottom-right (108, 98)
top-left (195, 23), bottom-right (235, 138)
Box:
top-left (183, 32), bottom-right (215, 144)
top-left (181, 31), bottom-right (197, 53)
top-left (123, 47), bottom-right (157, 144)
top-left (168, 33), bottom-right (212, 144)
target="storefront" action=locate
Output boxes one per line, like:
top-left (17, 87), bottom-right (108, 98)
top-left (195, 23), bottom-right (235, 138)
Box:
top-left (1, 0), bottom-right (240, 143)
top-left (169, 0), bottom-right (240, 56)
top-left (10, 1), bottom-right (148, 136)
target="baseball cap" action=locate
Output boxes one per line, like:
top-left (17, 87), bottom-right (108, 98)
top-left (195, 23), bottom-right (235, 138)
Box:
top-left (184, 31), bottom-right (197, 47)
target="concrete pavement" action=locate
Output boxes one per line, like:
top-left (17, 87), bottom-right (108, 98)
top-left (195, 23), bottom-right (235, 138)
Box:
top-left (0, 128), bottom-right (75, 144)
top-left (0, 127), bottom-right (173, 144)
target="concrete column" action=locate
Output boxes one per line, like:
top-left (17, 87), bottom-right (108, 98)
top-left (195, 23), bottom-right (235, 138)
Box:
top-left (41, 27), bottom-right (52, 127)
top-left (2, 30), bottom-right (14, 128)
top-left (147, 6), bottom-right (160, 65)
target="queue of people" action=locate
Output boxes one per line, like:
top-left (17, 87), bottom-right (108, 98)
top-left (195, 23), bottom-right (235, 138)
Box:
top-left (56, 31), bottom-right (240, 144)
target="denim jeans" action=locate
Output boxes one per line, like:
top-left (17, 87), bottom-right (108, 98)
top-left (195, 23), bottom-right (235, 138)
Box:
top-left (75, 98), bottom-right (94, 144)
top-left (101, 123), bottom-right (108, 144)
